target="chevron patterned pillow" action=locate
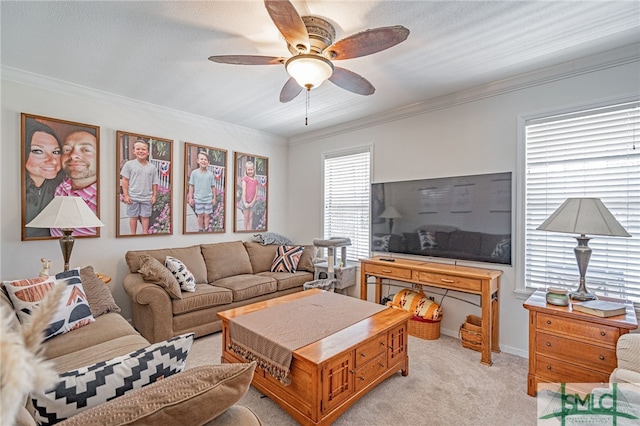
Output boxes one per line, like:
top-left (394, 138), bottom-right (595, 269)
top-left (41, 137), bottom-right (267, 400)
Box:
top-left (270, 245), bottom-right (304, 273)
top-left (31, 333), bottom-right (194, 425)
top-left (165, 256), bottom-right (196, 292)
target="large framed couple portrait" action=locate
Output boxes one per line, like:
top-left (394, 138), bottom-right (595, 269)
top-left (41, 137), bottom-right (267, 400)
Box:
top-left (21, 113), bottom-right (100, 241)
top-left (234, 152), bottom-right (268, 232)
top-left (183, 143), bottom-right (228, 234)
top-left (116, 131), bottom-right (173, 237)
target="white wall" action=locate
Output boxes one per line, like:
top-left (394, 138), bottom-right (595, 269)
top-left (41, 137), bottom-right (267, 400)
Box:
top-left (286, 58), bottom-right (640, 357)
top-left (1, 76), bottom-right (288, 319)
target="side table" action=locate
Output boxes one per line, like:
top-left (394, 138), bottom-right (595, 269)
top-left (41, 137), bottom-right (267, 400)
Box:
top-left (523, 289), bottom-right (638, 396)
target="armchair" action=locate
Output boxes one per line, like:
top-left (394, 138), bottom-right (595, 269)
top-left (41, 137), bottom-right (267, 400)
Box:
top-left (610, 333), bottom-right (640, 389)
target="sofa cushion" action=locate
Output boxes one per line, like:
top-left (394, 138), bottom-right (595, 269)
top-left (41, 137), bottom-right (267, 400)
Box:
top-left (79, 266), bottom-right (121, 318)
top-left (403, 232), bottom-right (421, 252)
top-left (213, 274), bottom-right (276, 301)
top-left (270, 245), bottom-right (304, 273)
top-left (297, 245), bottom-right (317, 273)
top-left (4, 269), bottom-right (95, 339)
top-left (172, 284), bottom-right (233, 315)
top-left (32, 333), bottom-right (194, 425)
top-left (44, 312), bottom-right (143, 361)
top-left (244, 241), bottom-right (279, 273)
top-left (201, 241), bottom-right (253, 282)
top-left (165, 256), bottom-right (197, 292)
top-left (55, 363), bottom-right (256, 426)
top-left (138, 255), bottom-right (183, 300)
top-left (257, 271), bottom-right (312, 291)
top-left (125, 245), bottom-right (207, 284)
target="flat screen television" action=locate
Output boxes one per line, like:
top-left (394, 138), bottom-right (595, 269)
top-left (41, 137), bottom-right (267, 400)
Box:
top-left (371, 172), bottom-right (512, 265)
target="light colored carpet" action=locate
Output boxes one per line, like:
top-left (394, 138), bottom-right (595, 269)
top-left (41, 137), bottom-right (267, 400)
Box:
top-left (186, 332), bottom-right (537, 425)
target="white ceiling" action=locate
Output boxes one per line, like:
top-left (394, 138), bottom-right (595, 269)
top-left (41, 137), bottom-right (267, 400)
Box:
top-left (2, 1), bottom-right (639, 139)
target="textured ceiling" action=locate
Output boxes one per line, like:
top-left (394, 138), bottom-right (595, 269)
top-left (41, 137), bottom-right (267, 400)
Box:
top-left (2, 1), bottom-right (639, 139)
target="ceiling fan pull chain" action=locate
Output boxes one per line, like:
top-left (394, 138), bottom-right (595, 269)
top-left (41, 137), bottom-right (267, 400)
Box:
top-left (305, 87), bottom-right (310, 126)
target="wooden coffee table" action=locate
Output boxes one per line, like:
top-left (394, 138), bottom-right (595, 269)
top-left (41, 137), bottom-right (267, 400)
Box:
top-left (218, 289), bottom-right (412, 426)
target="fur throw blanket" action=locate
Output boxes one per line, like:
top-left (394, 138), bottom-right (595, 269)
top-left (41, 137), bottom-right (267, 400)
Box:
top-left (253, 232), bottom-right (292, 245)
top-left (1, 283), bottom-right (64, 426)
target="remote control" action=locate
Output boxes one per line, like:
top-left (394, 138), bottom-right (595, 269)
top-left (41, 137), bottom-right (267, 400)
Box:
top-left (380, 258), bottom-right (395, 262)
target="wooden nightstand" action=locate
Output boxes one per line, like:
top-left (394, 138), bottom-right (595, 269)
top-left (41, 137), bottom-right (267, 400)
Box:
top-left (523, 289), bottom-right (637, 396)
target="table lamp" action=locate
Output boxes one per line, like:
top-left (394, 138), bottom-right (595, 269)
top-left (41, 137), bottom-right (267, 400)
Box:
top-left (536, 198), bottom-right (630, 300)
top-left (379, 206), bottom-right (401, 234)
top-left (26, 196), bottom-right (104, 271)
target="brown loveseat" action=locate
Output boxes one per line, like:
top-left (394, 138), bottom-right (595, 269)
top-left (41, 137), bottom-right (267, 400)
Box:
top-left (124, 241), bottom-right (316, 344)
top-left (1, 266), bottom-right (260, 426)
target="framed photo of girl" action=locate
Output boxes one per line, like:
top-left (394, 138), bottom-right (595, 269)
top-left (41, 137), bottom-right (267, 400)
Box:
top-left (21, 113), bottom-right (100, 241)
top-left (234, 152), bottom-right (268, 232)
top-left (183, 143), bottom-right (228, 234)
top-left (116, 131), bottom-right (173, 237)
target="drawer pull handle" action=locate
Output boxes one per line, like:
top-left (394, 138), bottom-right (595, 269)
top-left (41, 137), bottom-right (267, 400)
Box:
top-left (359, 376), bottom-right (366, 381)
top-left (546, 365), bottom-right (552, 370)
top-left (381, 269), bottom-right (392, 273)
top-left (379, 342), bottom-right (386, 346)
top-left (546, 342), bottom-right (551, 347)
top-left (349, 370), bottom-right (355, 374)
top-left (440, 278), bottom-right (455, 283)
top-left (360, 353), bottom-right (367, 357)
top-left (379, 363), bottom-right (385, 368)
top-left (599, 355), bottom-right (605, 361)
top-left (546, 320), bottom-right (552, 325)
top-left (601, 332), bottom-right (606, 337)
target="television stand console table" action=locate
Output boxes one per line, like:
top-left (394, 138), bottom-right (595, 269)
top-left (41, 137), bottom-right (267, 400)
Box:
top-left (360, 257), bottom-right (502, 366)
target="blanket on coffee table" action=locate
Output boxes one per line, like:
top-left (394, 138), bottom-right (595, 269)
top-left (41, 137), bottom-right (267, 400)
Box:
top-left (228, 291), bottom-right (386, 385)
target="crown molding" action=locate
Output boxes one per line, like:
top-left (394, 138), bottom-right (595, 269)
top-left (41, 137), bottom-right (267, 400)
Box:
top-left (0, 66), bottom-right (287, 146)
top-left (289, 43), bottom-right (640, 145)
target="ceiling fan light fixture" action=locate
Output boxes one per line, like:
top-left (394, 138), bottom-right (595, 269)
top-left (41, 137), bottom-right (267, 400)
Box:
top-left (285, 54), bottom-right (334, 90)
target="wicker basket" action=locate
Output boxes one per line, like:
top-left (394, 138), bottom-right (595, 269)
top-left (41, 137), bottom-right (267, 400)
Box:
top-left (459, 315), bottom-right (482, 352)
top-left (408, 316), bottom-right (441, 340)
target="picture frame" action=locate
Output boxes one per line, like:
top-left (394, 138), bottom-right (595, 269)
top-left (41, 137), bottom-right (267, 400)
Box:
top-left (183, 143), bottom-right (228, 234)
top-left (21, 113), bottom-right (100, 241)
top-left (234, 152), bottom-right (268, 232)
top-left (116, 131), bottom-right (173, 237)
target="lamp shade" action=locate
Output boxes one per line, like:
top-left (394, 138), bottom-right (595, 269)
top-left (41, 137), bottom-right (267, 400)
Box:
top-left (379, 206), bottom-right (402, 219)
top-left (285, 54), bottom-right (334, 89)
top-left (536, 198), bottom-right (630, 237)
top-left (26, 196), bottom-right (104, 229)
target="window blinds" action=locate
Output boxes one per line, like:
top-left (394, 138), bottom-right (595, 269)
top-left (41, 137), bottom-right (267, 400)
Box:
top-left (525, 101), bottom-right (640, 301)
top-left (323, 148), bottom-right (371, 262)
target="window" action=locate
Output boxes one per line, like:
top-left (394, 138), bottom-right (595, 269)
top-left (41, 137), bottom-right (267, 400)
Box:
top-left (522, 101), bottom-right (640, 302)
top-left (323, 147), bottom-right (371, 262)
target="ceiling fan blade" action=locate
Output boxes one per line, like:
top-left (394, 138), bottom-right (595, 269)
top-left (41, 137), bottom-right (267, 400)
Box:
top-left (264, 0), bottom-right (309, 53)
top-left (208, 55), bottom-right (284, 65)
top-left (325, 26), bottom-right (410, 60)
top-left (329, 67), bottom-right (375, 96)
top-left (279, 77), bottom-right (303, 103)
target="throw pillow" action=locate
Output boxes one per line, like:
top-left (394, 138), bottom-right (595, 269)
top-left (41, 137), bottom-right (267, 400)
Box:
top-left (3, 269), bottom-right (95, 339)
top-left (137, 254), bottom-right (182, 299)
top-left (165, 256), bottom-right (196, 292)
top-left (270, 245), bottom-right (304, 273)
top-left (55, 362), bottom-right (257, 426)
top-left (372, 234), bottom-right (391, 251)
top-left (79, 266), bottom-right (121, 318)
top-left (418, 229), bottom-right (438, 250)
top-left (31, 333), bottom-right (195, 425)
top-left (392, 289), bottom-right (442, 320)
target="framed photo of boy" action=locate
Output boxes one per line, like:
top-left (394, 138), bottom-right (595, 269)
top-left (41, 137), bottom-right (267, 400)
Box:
top-left (21, 113), bottom-right (100, 241)
top-left (183, 143), bottom-right (228, 234)
top-left (116, 131), bottom-right (173, 237)
top-left (234, 152), bottom-right (268, 232)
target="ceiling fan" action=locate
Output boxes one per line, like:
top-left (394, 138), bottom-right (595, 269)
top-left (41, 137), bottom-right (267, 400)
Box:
top-left (208, 0), bottom-right (410, 103)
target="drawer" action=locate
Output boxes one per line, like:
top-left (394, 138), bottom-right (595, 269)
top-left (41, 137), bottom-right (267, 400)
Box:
top-left (354, 352), bottom-right (387, 392)
top-left (355, 337), bottom-right (386, 368)
top-left (413, 271), bottom-right (481, 292)
top-left (536, 313), bottom-right (619, 345)
top-left (535, 354), bottom-right (610, 384)
top-left (535, 332), bottom-right (617, 373)
top-left (364, 263), bottom-right (412, 280)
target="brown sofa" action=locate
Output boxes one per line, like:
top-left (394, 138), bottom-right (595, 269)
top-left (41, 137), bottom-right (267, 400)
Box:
top-left (123, 241), bottom-right (316, 344)
top-left (1, 267), bottom-right (260, 426)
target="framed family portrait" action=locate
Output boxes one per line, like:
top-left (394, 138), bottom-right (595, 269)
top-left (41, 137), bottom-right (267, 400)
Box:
top-left (183, 143), bottom-right (228, 234)
top-left (116, 131), bottom-right (173, 237)
top-left (234, 152), bottom-right (268, 232)
top-left (21, 113), bottom-right (100, 241)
